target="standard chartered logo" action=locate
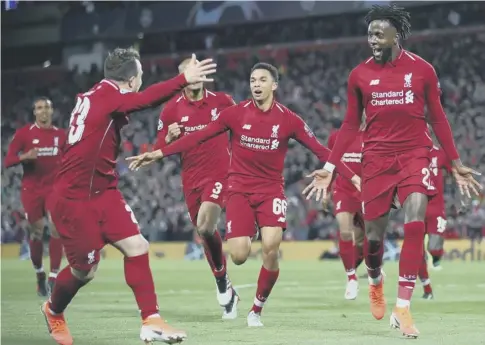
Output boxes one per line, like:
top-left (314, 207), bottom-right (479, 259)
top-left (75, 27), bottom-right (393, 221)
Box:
top-left (371, 90), bottom-right (414, 106)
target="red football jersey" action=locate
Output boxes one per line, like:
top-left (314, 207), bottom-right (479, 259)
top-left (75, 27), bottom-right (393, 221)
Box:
top-left (427, 146), bottom-right (451, 217)
top-left (328, 129), bottom-right (362, 197)
top-left (55, 75), bottom-right (187, 199)
top-left (327, 50), bottom-right (459, 169)
top-left (4, 123), bottom-right (66, 189)
top-left (162, 99), bottom-right (356, 194)
top-left (154, 89), bottom-right (234, 191)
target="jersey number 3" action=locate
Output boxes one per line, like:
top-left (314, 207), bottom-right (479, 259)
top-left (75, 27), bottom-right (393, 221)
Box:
top-left (68, 96), bottom-right (91, 145)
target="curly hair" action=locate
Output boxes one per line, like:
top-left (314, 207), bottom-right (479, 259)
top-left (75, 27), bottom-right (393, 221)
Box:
top-left (365, 4), bottom-right (412, 40)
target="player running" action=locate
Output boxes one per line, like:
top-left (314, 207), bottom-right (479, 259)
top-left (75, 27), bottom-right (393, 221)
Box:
top-left (418, 144), bottom-right (451, 299)
top-left (127, 62), bottom-right (360, 327)
top-left (41, 49), bottom-right (216, 345)
top-left (4, 97), bottom-right (66, 296)
top-left (154, 58), bottom-right (238, 319)
top-left (302, 5), bottom-right (481, 338)
top-left (327, 127), bottom-right (365, 300)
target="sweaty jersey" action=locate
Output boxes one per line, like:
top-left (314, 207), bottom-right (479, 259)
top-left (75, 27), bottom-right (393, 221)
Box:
top-left (162, 99), bottom-right (356, 194)
top-left (155, 89), bottom-right (234, 190)
top-left (4, 123), bottom-right (66, 190)
top-left (55, 75), bottom-right (187, 199)
top-left (326, 50), bottom-right (459, 170)
top-left (427, 146), bottom-right (451, 217)
top-left (328, 129), bottom-right (362, 198)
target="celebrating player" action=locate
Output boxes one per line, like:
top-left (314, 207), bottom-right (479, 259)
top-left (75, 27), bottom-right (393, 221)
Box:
top-left (302, 5), bottom-right (481, 338)
top-left (418, 143), bottom-right (451, 299)
top-left (327, 126), bottom-right (365, 300)
top-left (41, 49), bottom-right (216, 345)
top-left (154, 58), bottom-right (238, 319)
top-left (127, 62), bottom-right (360, 327)
top-left (4, 97), bottom-right (65, 296)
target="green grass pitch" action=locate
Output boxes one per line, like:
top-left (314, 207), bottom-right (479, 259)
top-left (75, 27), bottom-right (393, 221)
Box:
top-left (1, 259), bottom-right (484, 345)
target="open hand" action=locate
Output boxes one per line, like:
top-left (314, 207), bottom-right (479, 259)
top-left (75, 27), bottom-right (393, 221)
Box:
top-left (302, 169), bottom-right (334, 201)
top-left (451, 165), bottom-right (482, 198)
top-left (126, 150), bottom-right (164, 171)
top-left (183, 54), bottom-right (217, 84)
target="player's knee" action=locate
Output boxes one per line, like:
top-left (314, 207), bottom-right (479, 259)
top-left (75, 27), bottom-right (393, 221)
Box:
top-left (197, 224), bottom-right (215, 237)
top-left (114, 234), bottom-right (149, 257)
top-left (228, 238), bottom-right (251, 265)
top-left (230, 251), bottom-right (249, 265)
top-left (29, 220), bottom-right (44, 239)
top-left (339, 230), bottom-right (353, 242)
top-left (71, 265), bottom-right (97, 283)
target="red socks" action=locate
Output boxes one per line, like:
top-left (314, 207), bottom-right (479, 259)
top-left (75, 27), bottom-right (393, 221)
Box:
top-left (201, 231), bottom-right (226, 278)
top-left (397, 221), bottom-right (425, 307)
top-left (339, 238), bottom-right (356, 280)
top-left (49, 237), bottom-right (63, 281)
top-left (251, 266), bottom-right (279, 314)
top-left (49, 266), bottom-right (86, 314)
top-left (124, 253), bottom-right (159, 320)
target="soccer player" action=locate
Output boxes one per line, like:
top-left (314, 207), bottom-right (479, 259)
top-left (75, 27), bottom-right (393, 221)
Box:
top-left (154, 58), bottom-right (238, 318)
top-left (127, 62), bottom-right (360, 327)
top-left (4, 97), bottom-right (66, 296)
top-left (302, 5), bottom-right (482, 338)
top-left (41, 49), bottom-right (216, 345)
top-left (327, 126), bottom-right (365, 300)
top-left (418, 144), bottom-right (451, 299)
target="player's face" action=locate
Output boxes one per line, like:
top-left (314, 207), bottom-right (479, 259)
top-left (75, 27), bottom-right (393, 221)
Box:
top-left (250, 69), bottom-right (277, 102)
top-left (33, 100), bottom-right (53, 124)
top-left (368, 20), bottom-right (398, 63)
top-left (130, 60), bottom-right (143, 92)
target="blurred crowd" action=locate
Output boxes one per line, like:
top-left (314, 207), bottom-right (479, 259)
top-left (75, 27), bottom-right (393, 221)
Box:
top-left (2, 25), bottom-right (485, 243)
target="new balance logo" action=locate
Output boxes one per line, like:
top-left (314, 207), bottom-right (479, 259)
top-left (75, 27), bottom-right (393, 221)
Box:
top-left (181, 116), bottom-right (189, 123)
top-left (242, 124), bottom-right (251, 130)
top-left (369, 79), bottom-right (380, 85)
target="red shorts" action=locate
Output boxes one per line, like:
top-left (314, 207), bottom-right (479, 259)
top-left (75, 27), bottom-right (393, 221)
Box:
top-left (185, 180), bottom-right (226, 226)
top-left (225, 191), bottom-right (286, 239)
top-left (47, 188), bottom-right (140, 271)
top-left (21, 187), bottom-right (51, 223)
top-left (361, 148), bottom-right (436, 221)
top-left (332, 189), bottom-right (361, 215)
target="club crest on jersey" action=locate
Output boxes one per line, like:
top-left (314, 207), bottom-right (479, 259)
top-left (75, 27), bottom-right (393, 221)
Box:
top-left (54, 137), bottom-right (59, 146)
top-left (181, 116), bottom-right (189, 123)
top-left (211, 108), bottom-right (220, 121)
top-left (157, 119), bottom-right (163, 131)
top-left (271, 125), bottom-right (279, 138)
top-left (404, 73), bottom-right (412, 88)
top-left (32, 139), bottom-right (39, 144)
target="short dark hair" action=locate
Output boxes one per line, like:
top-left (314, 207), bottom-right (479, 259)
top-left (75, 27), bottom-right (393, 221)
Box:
top-left (32, 97), bottom-right (52, 110)
top-left (365, 4), bottom-right (412, 40)
top-left (251, 62), bottom-right (279, 83)
top-left (104, 47), bottom-right (141, 82)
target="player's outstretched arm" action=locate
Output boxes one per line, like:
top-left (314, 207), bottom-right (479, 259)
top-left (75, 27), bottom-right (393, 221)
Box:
top-left (4, 130), bottom-right (36, 167)
top-left (117, 55), bottom-right (217, 113)
top-left (322, 69), bottom-right (363, 174)
top-left (157, 106), bottom-right (234, 157)
top-left (290, 114), bottom-right (357, 181)
top-left (424, 66), bottom-right (482, 196)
